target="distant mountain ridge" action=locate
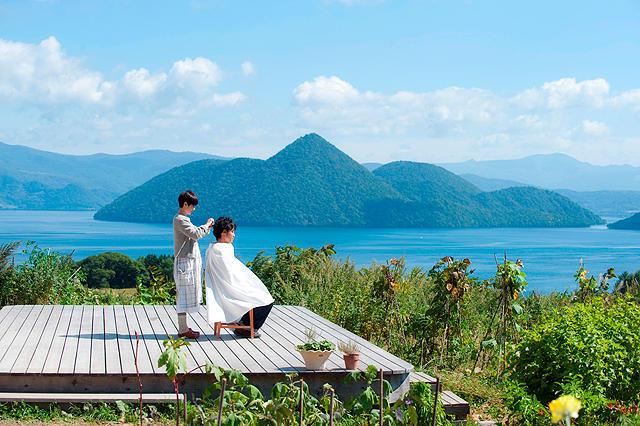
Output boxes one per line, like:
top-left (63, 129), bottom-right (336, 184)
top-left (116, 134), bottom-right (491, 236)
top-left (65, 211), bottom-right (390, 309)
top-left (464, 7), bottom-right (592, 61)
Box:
top-left (96, 134), bottom-right (603, 228)
top-left (439, 153), bottom-right (640, 191)
top-left (0, 141), bottom-right (224, 209)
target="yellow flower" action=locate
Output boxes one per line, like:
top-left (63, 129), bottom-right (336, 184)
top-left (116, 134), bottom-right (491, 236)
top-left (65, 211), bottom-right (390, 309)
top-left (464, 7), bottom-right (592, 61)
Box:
top-left (549, 395), bottom-right (581, 424)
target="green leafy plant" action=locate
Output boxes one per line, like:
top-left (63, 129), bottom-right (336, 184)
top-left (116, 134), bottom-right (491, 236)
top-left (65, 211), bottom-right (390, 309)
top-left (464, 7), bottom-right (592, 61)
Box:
top-left (574, 260), bottom-right (616, 302)
top-left (510, 297), bottom-right (640, 407)
top-left (474, 255), bottom-right (527, 374)
top-left (338, 339), bottom-right (360, 355)
top-left (296, 327), bottom-right (335, 352)
top-left (419, 256), bottom-right (475, 366)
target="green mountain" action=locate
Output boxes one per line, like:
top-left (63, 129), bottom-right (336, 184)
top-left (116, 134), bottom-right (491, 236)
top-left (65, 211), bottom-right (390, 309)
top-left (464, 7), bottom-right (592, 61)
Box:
top-left (0, 141), bottom-right (223, 210)
top-left (373, 162), bottom-right (602, 227)
top-left (458, 172), bottom-right (640, 221)
top-left (95, 134), bottom-right (400, 226)
top-left (0, 175), bottom-right (115, 210)
top-left (608, 213), bottom-right (640, 230)
top-left (96, 134), bottom-right (603, 228)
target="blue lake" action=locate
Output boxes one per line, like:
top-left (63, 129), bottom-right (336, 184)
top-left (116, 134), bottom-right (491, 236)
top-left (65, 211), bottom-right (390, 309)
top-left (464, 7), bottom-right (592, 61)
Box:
top-left (1, 210), bottom-right (639, 294)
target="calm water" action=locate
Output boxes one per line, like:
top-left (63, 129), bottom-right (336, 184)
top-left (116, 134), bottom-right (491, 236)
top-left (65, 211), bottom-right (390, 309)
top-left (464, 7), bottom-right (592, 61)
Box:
top-left (1, 210), bottom-right (639, 294)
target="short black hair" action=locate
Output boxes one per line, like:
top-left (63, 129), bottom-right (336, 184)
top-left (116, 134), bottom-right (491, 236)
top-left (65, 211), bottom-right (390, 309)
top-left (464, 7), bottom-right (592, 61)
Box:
top-left (178, 190), bottom-right (198, 207)
top-left (213, 216), bottom-right (236, 240)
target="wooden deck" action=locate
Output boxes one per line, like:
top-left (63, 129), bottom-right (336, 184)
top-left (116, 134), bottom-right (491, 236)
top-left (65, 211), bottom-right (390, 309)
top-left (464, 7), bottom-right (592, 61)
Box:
top-left (0, 304), bottom-right (469, 419)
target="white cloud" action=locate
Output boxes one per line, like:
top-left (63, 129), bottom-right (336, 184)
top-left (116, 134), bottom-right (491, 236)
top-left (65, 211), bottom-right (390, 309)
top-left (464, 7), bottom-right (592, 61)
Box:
top-left (293, 76), bottom-right (360, 105)
top-left (210, 92), bottom-right (246, 107)
top-left (292, 75), bottom-right (640, 163)
top-left (0, 37), bottom-right (243, 111)
top-left (542, 78), bottom-right (610, 108)
top-left (0, 36), bottom-right (115, 105)
top-left (582, 120), bottom-right (608, 136)
top-left (511, 78), bottom-right (610, 109)
top-left (241, 61), bottom-right (255, 76)
top-left (122, 68), bottom-right (167, 98)
top-left (169, 57), bottom-right (222, 92)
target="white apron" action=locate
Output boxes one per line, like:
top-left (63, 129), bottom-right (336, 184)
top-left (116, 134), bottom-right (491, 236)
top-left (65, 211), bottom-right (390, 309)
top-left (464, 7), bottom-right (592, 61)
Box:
top-left (205, 242), bottom-right (274, 324)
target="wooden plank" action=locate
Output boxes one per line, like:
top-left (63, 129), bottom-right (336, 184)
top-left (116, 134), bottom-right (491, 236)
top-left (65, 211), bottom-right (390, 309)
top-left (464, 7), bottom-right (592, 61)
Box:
top-left (410, 371), bottom-right (437, 383)
top-left (191, 307), bottom-right (281, 373)
top-left (58, 305), bottom-right (83, 374)
top-left (122, 304), bottom-right (155, 374)
top-left (160, 305), bottom-right (237, 371)
top-left (0, 305), bottom-right (44, 372)
top-left (0, 305), bottom-right (34, 369)
top-left (282, 305), bottom-right (411, 371)
top-left (143, 305), bottom-right (201, 373)
top-left (196, 307), bottom-right (295, 374)
top-left (25, 305), bottom-right (64, 373)
top-left (0, 305), bottom-right (18, 341)
top-left (131, 305), bottom-right (164, 374)
top-left (256, 317), bottom-right (310, 369)
top-left (199, 314), bottom-right (267, 374)
top-left (74, 305), bottom-right (93, 374)
top-left (0, 392), bottom-right (184, 403)
top-left (171, 308), bottom-right (230, 370)
top-left (103, 305), bottom-right (122, 375)
top-left (114, 305), bottom-right (146, 375)
top-left (265, 308), bottom-right (345, 371)
top-left (282, 305), bottom-right (413, 372)
top-left (90, 305), bottom-right (106, 374)
top-left (10, 305), bottom-right (53, 372)
top-left (42, 305), bottom-right (73, 374)
top-left (232, 313), bottom-right (304, 373)
top-left (270, 307), bottom-right (358, 370)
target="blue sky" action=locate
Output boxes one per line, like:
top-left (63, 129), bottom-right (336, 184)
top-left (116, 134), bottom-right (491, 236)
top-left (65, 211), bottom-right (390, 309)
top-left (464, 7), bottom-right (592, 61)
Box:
top-left (1, 0), bottom-right (639, 165)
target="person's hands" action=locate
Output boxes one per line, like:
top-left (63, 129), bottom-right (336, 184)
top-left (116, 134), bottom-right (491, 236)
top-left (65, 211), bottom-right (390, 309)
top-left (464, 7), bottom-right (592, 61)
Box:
top-left (206, 218), bottom-right (215, 229)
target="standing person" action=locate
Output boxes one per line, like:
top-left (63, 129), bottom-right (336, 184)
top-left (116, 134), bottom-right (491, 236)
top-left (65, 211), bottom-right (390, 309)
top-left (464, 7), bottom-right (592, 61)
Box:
top-left (173, 190), bottom-right (214, 339)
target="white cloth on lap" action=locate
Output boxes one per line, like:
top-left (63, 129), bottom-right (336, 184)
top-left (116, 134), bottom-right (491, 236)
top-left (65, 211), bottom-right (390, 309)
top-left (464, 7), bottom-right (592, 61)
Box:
top-left (174, 254), bottom-right (202, 314)
top-left (205, 242), bottom-right (274, 324)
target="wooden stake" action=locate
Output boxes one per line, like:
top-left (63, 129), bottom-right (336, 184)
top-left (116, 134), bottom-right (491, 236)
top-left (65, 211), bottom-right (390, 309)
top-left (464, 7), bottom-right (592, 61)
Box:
top-left (379, 369), bottom-right (384, 426)
top-left (329, 388), bottom-right (335, 426)
top-left (217, 378), bottom-right (227, 426)
top-left (183, 393), bottom-right (187, 423)
top-left (431, 376), bottom-right (440, 426)
top-left (299, 377), bottom-right (305, 426)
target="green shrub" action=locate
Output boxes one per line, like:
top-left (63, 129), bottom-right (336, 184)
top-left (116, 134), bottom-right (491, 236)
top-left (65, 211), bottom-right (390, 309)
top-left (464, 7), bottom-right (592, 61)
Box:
top-left (0, 242), bottom-right (85, 305)
top-left (510, 296), bottom-right (640, 404)
top-left (79, 251), bottom-right (146, 288)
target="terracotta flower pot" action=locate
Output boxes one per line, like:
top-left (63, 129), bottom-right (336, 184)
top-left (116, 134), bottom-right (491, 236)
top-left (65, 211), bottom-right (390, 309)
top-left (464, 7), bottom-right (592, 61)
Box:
top-left (343, 353), bottom-right (360, 370)
top-left (298, 350), bottom-right (333, 370)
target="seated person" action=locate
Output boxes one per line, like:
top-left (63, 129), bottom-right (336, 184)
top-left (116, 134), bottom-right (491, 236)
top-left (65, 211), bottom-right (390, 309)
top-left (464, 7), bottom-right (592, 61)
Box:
top-left (205, 217), bottom-right (274, 337)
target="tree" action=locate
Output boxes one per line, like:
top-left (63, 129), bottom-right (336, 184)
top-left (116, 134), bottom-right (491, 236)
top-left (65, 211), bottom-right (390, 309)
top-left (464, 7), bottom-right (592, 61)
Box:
top-left (78, 252), bottom-right (146, 288)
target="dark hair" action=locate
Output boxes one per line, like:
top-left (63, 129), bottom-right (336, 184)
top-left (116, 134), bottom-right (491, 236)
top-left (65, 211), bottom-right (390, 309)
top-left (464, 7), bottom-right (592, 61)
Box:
top-left (178, 190), bottom-right (198, 207)
top-left (213, 216), bottom-right (236, 240)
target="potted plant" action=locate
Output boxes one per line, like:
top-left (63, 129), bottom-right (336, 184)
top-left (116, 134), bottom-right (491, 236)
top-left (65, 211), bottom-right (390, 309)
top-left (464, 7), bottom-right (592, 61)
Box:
top-left (296, 328), bottom-right (335, 370)
top-left (338, 340), bottom-right (361, 370)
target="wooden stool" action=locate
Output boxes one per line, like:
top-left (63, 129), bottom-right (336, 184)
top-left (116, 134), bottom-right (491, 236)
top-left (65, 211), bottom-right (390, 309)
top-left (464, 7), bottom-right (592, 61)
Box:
top-left (214, 308), bottom-right (255, 339)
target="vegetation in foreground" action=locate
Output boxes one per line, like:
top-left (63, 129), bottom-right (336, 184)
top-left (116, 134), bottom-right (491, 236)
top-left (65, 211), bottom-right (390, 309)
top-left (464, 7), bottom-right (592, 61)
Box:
top-left (2, 240), bottom-right (640, 424)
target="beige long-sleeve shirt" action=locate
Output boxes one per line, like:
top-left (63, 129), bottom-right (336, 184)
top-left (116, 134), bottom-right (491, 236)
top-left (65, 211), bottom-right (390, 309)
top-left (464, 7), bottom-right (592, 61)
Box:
top-left (173, 214), bottom-right (210, 259)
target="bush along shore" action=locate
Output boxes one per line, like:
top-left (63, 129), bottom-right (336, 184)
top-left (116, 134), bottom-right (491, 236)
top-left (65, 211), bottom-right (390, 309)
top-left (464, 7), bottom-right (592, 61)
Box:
top-left (1, 241), bottom-right (640, 424)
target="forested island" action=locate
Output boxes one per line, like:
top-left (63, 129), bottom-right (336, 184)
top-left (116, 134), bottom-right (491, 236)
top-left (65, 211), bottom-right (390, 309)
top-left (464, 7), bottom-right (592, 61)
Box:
top-left (95, 134), bottom-right (602, 228)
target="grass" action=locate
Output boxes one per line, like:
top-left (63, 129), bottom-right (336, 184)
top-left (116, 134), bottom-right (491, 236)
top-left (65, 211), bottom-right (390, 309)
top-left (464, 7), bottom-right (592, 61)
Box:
top-left (0, 402), bottom-right (176, 424)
